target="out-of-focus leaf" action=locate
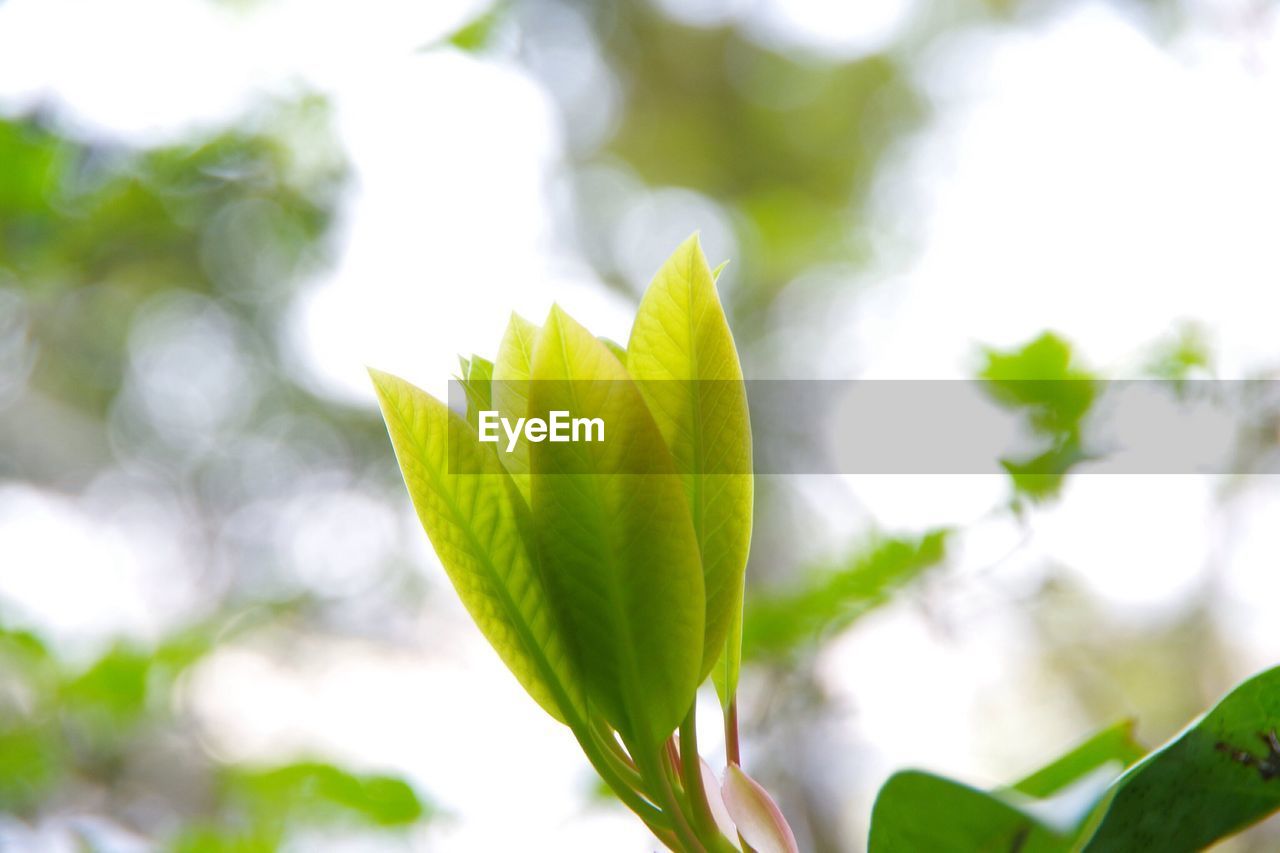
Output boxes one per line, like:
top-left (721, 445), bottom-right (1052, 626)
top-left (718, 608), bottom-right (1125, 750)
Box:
top-left (0, 727), bottom-right (62, 813)
top-left (1007, 721), bottom-right (1144, 800)
top-left (627, 233), bottom-right (753, 702)
top-left (171, 827), bottom-right (275, 853)
top-left (978, 333), bottom-right (1097, 501)
top-left (227, 761), bottom-right (429, 827)
top-left (60, 643), bottom-right (151, 725)
top-left (743, 531), bottom-right (948, 660)
top-left (0, 626), bottom-right (54, 672)
top-left (999, 445), bottom-right (1090, 502)
top-left (370, 368), bottom-right (583, 724)
top-left (172, 762), bottom-right (428, 851)
top-left (529, 306), bottom-right (704, 748)
top-left (869, 771), bottom-right (1069, 853)
top-left (444, 3), bottom-right (506, 53)
top-left (492, 313), bottom-right (540, 501)
top-left (1144, 322), bottom-right (1213, 383)
top-left (1080, 666), bottom-right (1280, 851)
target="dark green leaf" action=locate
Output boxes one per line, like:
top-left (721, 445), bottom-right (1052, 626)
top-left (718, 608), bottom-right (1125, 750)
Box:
top-left (869, 771), bottom-right (1069, 853)
top-left (1081, 666), bottom-right (1280, 851)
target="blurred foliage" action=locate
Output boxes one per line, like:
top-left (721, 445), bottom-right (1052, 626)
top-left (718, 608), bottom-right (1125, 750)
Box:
top-left (175, 763), bottom-right (429, 851)
top-left (743, 530), bottom-right (949, 661)
top-left (3, 0), bottom-right (1278, 848)
top-left (1, 611), bottom-right (431, 844)
top-left (1005, 720), bottom-right (1144, 800)
top-left (979, 333), bottom-right (1098, 502)
top-left (515, 0), bottom-right (925, 353)
top-left (1143, 322), bottom-right (1214, 382)
top-left (0, 97), bottom-right (430, 846)
top-left (442, 2), bottom-right (510, 53)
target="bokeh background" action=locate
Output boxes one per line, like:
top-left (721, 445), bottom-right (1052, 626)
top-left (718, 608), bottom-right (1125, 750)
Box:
top-left (2, 0), bottom-right (1280, 849)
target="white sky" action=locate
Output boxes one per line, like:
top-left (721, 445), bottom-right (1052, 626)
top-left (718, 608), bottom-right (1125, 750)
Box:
top-left (2, 0), bottom-right (1280, 849)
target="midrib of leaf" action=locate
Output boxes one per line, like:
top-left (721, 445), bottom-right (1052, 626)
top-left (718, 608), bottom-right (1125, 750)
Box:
top-left (381, 386), bottom-right (581, 725)
top-left (504, 321), bottom-right (537, 422)
top-left (683, 247), bottom-right (706, 548)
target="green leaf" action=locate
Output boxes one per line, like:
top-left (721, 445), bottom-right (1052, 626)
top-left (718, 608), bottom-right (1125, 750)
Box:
top-left (226, 761), bottom-right (429, 827)
top-left (492, 313), bottom-right (539, 501)
top-left (1080, 665), bottom-right (1280, 851)
top-left (711, 605), bottom-right (742, 711)
top-left (528, 306), bottom-right (704, 748)
top-left (370, 368), bottom-right (583, 724)
top-left (870, 771), bottom-right (1069, 853)
top-left (457, 354), bottom-right (494, 429)
top-left (444, 3), bottom-right (506, 53)
top-left (598, 336), bottom-right (628, 362)
top-left (978, 333), bottom-right (1098, 502)
top-left (0, 727), bottom-right (62, 813)
top-left (626, 233), bottom-right (753, 703)
top-left (60, 643), bottom-right (152, 726)
top-left (743, 531), bottom-right (948, 661)
top-left (1006, 721), bottom-right (1144, 800)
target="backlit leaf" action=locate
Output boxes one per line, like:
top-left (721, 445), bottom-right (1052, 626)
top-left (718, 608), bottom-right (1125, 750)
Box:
top-left (492, 313), bottom-right (539, 501)
top-left (458, 354), bottom-right (493, 429)
top-left (627, 233), bottom-right (753, 703)
top-left (529, 306), bottom-right (704, 748)
top-left (370, 368), bottom-right (583, 724)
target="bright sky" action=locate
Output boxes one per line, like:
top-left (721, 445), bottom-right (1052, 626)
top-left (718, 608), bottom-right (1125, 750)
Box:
top-left (1, 0), bottom-right (1279, 849)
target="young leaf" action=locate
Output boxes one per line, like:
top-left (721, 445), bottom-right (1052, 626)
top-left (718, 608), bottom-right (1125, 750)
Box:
top-left (458, 354), bottom-right (494, 428)
top-left (598, 336), bottom-right (628, 363)
top-left (1080, 665), bottom-right (1280, 851)
top-left (627, 233), bottom-right (753, 703)
top-left (492, 314), bottom-right (539, 501)
top-left (369, 368), bottom-right (583, 725)
top-left (528, 306), bottom-right (705, 748)
top-left (869, 771), bottom-right (1069, 853)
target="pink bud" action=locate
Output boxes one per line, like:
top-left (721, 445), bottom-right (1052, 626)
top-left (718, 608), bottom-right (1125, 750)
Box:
top-left (720, 764), bottom-right (799, 853)
top-left (700, 758), bottom-right (741, 848)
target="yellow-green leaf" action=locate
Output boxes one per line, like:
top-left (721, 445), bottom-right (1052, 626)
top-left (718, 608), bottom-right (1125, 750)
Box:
top-left (598, 336), bottom-right (628, 362)
top-left (458, 354), bottom-right (493, 429)
top-left (492, 313), bottom-right (539, 502)
top-left (528, 306), bottom-right (704, 748)
top-left (626, 233), bottom-right (753, 704)
top-left (369, 368), bottom-right (583, 725)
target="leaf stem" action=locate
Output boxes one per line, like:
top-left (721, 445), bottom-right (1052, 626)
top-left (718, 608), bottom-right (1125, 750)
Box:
top-left (571, 724), bottom-right (668, 829)
top-left (635, 741), bottom-right (706, 852)
top-left (680, 703), bottom-right (728, 847)
top-left (725, 698), bottom-right (741, 767)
